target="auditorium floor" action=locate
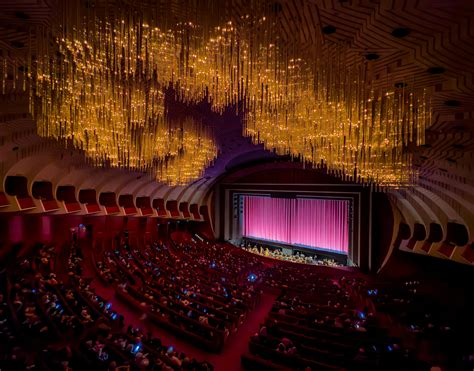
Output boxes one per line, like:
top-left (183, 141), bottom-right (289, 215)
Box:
top-left (82, 244), bottom-right (278, 371)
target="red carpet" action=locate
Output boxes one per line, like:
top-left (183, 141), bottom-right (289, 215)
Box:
top-left (82, 242), bottom-right (277, 371)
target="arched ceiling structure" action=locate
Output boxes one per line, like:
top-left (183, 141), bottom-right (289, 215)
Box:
top-left (0, 0), bottom-right (473, 265)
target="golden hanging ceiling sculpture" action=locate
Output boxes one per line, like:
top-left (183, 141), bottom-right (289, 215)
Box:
top-left (1, 0), bottom-right (430, 188)
top-left (31, 15), bottom-right (216, 186)
top-left (193, 16), bottom-right (430, 188)
top-left (241, 47), bottom-right (430, 188)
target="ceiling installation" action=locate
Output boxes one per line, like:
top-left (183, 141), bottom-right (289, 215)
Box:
top-left (0, 0), bottom-right (473, 264)
top-left (2, 0), bottom-right (433, 188)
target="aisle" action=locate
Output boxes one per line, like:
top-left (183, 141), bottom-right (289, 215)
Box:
top-left (82, 241), bottom-right (277, 371)
top-left (207, 292), bottom-right (277, 371)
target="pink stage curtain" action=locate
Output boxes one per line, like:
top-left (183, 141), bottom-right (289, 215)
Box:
top-left (243, 196), bottom-right (349, 254)
top-left (243, 196), bottom-right (292, 243)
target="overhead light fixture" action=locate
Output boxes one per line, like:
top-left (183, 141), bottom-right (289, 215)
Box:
top-left (0, 0), bottom-right (430, 189)
top-left (32, 16), bottom-right (216, 186)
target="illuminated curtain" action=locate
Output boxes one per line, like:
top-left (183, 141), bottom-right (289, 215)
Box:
top-left (242, 195), bottom-right (349, 253)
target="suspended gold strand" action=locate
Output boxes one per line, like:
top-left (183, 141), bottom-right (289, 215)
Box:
top-left (1, 0), bottom-right (430, 189)
top-left (33, 15), bottom-right (216, 186)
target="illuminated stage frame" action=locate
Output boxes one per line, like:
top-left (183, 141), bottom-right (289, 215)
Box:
top-left (215, 182), bottom-right (373, 271)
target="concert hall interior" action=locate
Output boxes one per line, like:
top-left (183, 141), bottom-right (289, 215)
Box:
top-left (0, 0), bottom-right (473, 370)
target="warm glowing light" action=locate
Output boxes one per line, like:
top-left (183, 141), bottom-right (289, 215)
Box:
top-left (32, 18), bottom-right (216, 186)
top-left (1, 1), bottom-right (430, 189)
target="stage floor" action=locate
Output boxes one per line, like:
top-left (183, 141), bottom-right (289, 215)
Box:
top-left (240, 236), bottom-right (348, 265)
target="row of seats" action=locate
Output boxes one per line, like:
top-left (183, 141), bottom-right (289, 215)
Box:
top-left (4, 230), bottom-right (469, 370)
top-left (94, 232), bottom-right (264, 352)
top-left (0, 241), bottom-right (215, 370)
top-left (242, 264), bottom-right (432, 371)
top-left (364, 280), bottom-right (468, 368)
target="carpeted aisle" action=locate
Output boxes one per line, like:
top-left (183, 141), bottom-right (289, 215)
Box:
top-left (82, 242), bottom-right (277, 371)
top-left (207, 292), bottom-right (277, 371)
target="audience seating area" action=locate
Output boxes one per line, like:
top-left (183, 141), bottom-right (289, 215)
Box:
top-left (1, 230), bottom-right (472, 370)
top-left (364, 280), bottom-right (468, 368)
top-left (0, 241), bottom-right (215, 370)
top-left (242, 264), bottom-right (431, 371)
top-left (94, 232), bottom-right (264, 353)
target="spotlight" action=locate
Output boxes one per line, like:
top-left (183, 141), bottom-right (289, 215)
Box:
top-left (322, 25), bottom-right (337, 35)
top-left (427, 66), bottom-right (445, 74)
top-left (394, 82), bottom-right (408, 89)
top-left (365, 53), bottom-right (380, 61)
top-left (391, 27), bottom-right (410, 38)
top-left (444, 100), bottom-right (461, 107)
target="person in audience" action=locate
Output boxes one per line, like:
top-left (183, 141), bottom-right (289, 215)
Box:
top-left (3, 234), bottom-right (468, 371)
top-left (276, 342), bottom-right (286, 353)
top-left (199, 315), bottom-right (209, 325)
top-left (168, 350), bottom-right (182, 367)
top-left (287, 345), bottom-right (298, 356)
top-left (281, 337), bottom-right (293, 349)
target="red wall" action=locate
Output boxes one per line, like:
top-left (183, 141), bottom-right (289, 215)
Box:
top-left (0, 214), bottom-right (160, 258)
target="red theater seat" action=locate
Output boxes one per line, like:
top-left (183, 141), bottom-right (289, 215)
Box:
top-left (406, 239), bottom-right (417, 250)
top-left (41, 199), bottom-right (59, 211)
top-left (86, 204), bottom-right (100, 213)
top-left (123, 207), bottom-right (137, 215)
top-left (17, 197), bottom-right (35, 209)
top-left (157, 209), bottom-right (168, 216)
top-left (0, 192), bottom-right (8, 207)
top-left (461, 244), bottom-right (474, 263)
top-left (105, 205), bottom-right (120, 214)
top-left (140, 207), bottom-right (153, 216)
top-left (65, 202), bottom-right (81, 212)
top-left (169, 210), bottom-right (180, 217)
top-left (421, 241), bottom-right (432, 253)
top-left (438, 242), bottom-right (455, 258)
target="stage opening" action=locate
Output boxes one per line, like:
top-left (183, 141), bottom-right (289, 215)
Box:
top-left (241, 195), bottom-right (350, 255)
